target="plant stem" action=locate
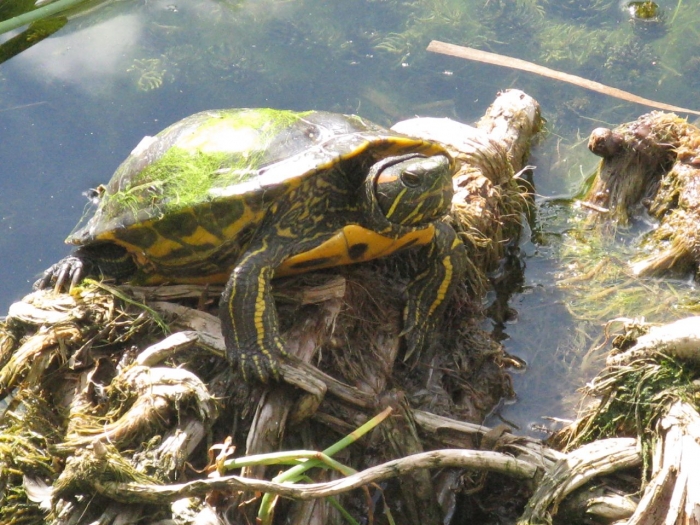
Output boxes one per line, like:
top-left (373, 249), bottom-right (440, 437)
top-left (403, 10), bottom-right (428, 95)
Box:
top-left (670, 0), bottom-right (683, 24)
top-left (0, 0), bottom-right (88, 36)
top-left (257, 407), bottom-right (393, 524)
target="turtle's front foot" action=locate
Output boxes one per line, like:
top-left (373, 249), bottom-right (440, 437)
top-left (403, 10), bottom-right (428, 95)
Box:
top-left (230, 339), bottom-right (286, 383)
top-left (220, 256), bottom-right (292, 383)
top-left (34, 255), bottom-right (89, 292)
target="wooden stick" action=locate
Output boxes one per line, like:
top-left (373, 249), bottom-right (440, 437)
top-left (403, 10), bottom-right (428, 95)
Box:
top-left (94, 448), bottom-right (539, 504)
top-left (427, 40), bottom-right (700, 117)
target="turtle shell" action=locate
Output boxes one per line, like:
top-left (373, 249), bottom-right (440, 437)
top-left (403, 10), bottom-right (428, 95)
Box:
top-left (68, 109), bottom-right (448, 283)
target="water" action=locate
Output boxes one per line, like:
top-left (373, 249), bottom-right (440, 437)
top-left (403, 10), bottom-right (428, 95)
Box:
top-left (1, 0), bottom-right (699, 434)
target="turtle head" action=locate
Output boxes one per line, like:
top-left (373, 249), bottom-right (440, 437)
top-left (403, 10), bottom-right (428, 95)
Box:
top-left (371, 153), bottom-right (453, 227)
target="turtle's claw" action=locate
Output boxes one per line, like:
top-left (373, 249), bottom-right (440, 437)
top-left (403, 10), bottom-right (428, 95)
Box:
top-left (34, 255), bottom-right (87, 293)
top-left (226, 337), bottom-right (287, 382)
top-left (53, 261), bottom-right (71, 292)
top-left (238, 350), bottom-right (282, 384)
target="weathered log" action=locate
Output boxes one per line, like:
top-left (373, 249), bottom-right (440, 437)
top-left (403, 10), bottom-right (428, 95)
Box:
top-left (607, 316), bottom-right (700, 366)
top-left (84, 448), bottom-right (539, 504)
top-left (518, 438), bottom-right (642, 524)
top-left (625, 401), bottom-right (700, 525)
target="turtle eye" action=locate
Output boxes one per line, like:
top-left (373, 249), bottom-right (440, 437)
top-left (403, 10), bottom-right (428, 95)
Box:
top-left (400, 171), bottom-right (422, 188)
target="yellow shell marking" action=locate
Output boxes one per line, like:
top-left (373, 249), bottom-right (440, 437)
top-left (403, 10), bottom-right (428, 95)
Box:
top-left (145, 238), bottom-right (183, 259)
top-left (181, 226), bottom-right (222, 246)
top-left (277, 224), bottom-right (435, 276)
top-left (221, 206), bottom-right (265, 239)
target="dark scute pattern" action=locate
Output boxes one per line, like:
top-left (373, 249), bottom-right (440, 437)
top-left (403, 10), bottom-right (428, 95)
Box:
top-left (115, 225), bottom-right (158, 249)
top-left (153, 211), bottom-right (199, 238)
top-left (210, 199), bottom-right (245, 230)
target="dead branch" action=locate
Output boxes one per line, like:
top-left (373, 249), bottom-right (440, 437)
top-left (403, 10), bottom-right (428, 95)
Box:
top-left (93, 448), bottom-right (539, 504)
top-left (427, 41), bottom-right (700, 117)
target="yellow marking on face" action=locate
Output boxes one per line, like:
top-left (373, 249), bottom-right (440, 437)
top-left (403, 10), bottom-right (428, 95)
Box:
top-left (402, 200), bottom-right (425, 223)
top-left (385, 188), bottom-right (408, 219)
top-left (376, 172), bottom-right (399, 184)
top-left (277, 224), bottom-right (435, 276)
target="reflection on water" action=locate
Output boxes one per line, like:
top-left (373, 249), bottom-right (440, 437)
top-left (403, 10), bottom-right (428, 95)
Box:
top-left (20, 14), bottom-right (142, 89)
top-left (2, 0), bottom-right (700, 437)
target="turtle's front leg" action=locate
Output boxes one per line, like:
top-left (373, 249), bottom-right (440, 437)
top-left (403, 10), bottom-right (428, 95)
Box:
top-left (34, 243), bottom-right (136, 292)
top-left (220, 241), bottom-right (290, 383)
top-left (402, 221), bottom-right (467, 359)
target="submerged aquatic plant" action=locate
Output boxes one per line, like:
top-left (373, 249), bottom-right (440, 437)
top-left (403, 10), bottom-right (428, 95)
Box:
top-left (544, 0), bottom-right (616, 21)
top-left (127, 57), bottom-right (170, 91)
top-left (375, 0), bottom-right (491, 64)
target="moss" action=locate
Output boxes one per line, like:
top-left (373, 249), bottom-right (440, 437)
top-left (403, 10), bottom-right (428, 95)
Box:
top-left (105, 148), bottom-right (241, 217)
top-left (556, 348), bottom-right (698, 471)
top-left (101, 109), bottom-right (312, 221)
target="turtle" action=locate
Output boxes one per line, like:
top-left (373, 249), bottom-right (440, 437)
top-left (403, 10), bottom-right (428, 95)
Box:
top-left (36, 108), bottom-right (468, 382)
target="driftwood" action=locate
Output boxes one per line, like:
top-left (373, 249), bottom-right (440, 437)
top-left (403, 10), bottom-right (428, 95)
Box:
top-left (519, 437), bottom-right (642, 524)
top-left (514, 111), bottom-right (700, 524)
top-left (628, 401), bottom-right (700, 524)
top-left (607, 317), bottom-right (700, 367)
